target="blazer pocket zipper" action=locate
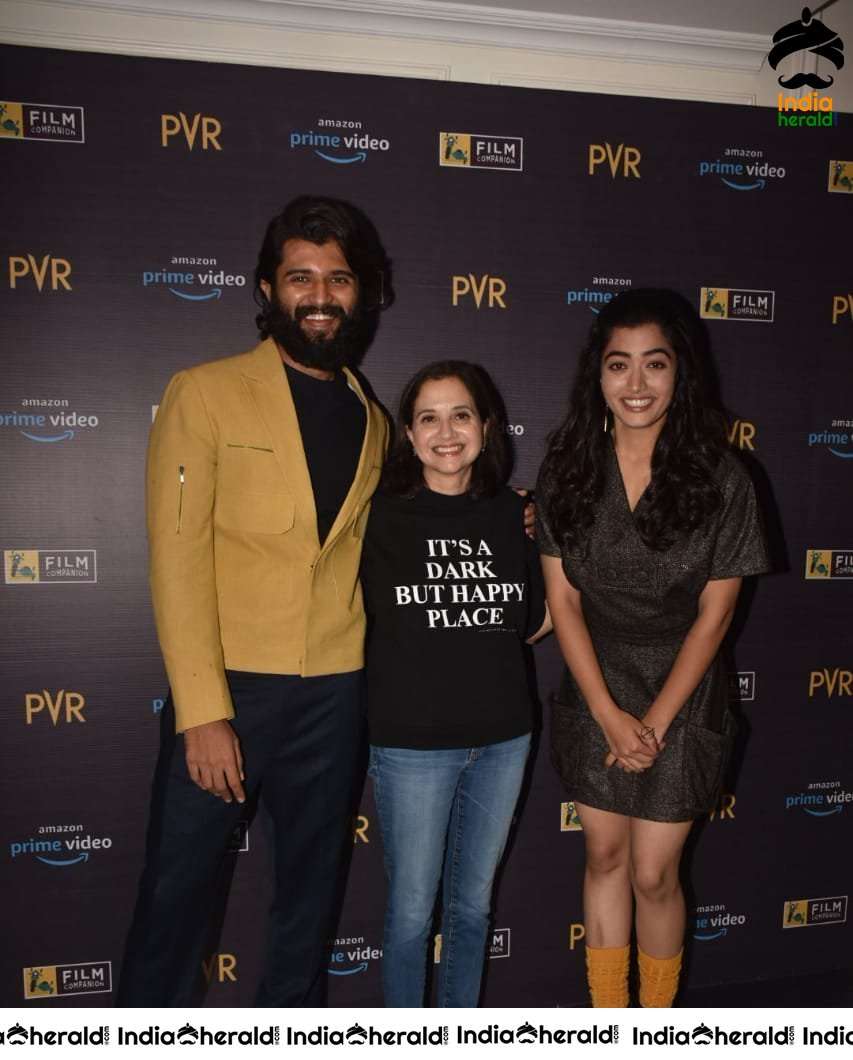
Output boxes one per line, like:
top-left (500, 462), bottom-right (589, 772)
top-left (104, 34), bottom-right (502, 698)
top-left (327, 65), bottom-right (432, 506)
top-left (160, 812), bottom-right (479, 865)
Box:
top-left (176, 465), bottom-right (185, 533)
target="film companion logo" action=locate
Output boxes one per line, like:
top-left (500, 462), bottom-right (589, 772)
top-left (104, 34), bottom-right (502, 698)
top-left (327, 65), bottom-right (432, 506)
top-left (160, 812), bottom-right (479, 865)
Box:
top-left (0, 101), bottom-right (84, 142)
top-left (439, 133), bottom-right (523, 172)
top-left (700, 288), bottom-right (775, 322)
top-left (783, 896), bottom-right (847, 928)
top-left (5, 549), bottom-right (97, 584)
top-left (829, 161), bottom-right (853, 193)
top-left (805, 550), bottom-right (853, 579)
top-left (24, 962), bottom-right (112, 999)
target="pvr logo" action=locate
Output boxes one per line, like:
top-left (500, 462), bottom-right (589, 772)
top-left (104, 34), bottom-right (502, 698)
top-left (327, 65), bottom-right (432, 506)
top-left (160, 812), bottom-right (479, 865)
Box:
top-left (161, 113), bottom-right (222, 150)
top-left (201, 952), bottom-right (237, 984)
top-left (808, 669), bottom-right (852, 697)
top-left (352, 814), bottom-right (369, 843)
top-left (9, 254), bottom-right (72, 291)
top-left (451, 274), bottom-right (506, 308)
top-left (709, 793), bottom-right (736, 822)
top-left (25, 690), bottom-right (86, 725)
top-left (588, 143), bottom-right (641, 178)
top-left (832, 295), bottom-right (853, 324)
top-left (727, 418), bottom-right (756, 450)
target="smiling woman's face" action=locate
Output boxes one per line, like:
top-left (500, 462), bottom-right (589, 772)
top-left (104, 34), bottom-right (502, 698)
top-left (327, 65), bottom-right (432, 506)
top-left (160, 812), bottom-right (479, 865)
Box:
top-left (600, 322), bottom-right (677, 438)
top-left (406, 375), bottom-right (487, 495)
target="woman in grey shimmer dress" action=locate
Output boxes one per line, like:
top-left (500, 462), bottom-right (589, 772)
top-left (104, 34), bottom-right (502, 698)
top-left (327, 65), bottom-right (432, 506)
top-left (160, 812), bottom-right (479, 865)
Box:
top-left (536, 289), bottom-right (768, 1008)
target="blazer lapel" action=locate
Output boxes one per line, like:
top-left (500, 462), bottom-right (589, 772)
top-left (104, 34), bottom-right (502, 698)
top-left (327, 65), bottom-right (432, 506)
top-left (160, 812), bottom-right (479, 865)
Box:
top-left (320, 367), bottom-right (381, 551)
top-left (240, 339), bottom-right (319, 546)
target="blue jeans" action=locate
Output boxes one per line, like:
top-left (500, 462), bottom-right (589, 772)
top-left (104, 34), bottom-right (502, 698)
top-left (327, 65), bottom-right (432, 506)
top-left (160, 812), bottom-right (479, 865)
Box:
top-left (369, 733), bottom-right (530, 1007)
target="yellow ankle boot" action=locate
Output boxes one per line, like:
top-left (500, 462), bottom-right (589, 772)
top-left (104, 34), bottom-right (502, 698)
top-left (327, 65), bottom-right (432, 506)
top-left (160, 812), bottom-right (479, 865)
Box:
top-left (638, 947), bottom-right (682, 1007)
top-left (585, 944), bottom-right (630, 1007)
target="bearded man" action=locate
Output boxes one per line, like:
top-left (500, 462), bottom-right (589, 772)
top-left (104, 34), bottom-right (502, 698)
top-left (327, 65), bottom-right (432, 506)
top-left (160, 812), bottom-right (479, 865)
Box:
top-left (117, 197), bottom-right (392, 1007)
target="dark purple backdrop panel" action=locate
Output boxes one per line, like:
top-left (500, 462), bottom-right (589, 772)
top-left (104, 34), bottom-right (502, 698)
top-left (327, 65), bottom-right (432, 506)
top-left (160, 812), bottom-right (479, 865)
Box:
top-left (1, 45), bottom-right (850, 1008)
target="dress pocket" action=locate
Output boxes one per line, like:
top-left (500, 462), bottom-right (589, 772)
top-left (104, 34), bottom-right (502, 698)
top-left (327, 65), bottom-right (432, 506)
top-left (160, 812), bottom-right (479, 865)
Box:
top-left (550, 694), bottom-right (601, 792)
top-left (675, 710), bottom-right (736, 816)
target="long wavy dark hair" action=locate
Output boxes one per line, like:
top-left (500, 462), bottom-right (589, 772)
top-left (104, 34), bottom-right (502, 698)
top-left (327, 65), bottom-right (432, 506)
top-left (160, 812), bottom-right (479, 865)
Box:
top-left (382, 360), bottom-right (510, 498)
top-left (538, 288), bottom-right (727, 552)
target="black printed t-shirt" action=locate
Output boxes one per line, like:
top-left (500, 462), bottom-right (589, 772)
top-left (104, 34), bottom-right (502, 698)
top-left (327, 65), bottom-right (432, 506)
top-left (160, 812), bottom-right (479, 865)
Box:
top-left (361, 486), bottom-right (546, 749)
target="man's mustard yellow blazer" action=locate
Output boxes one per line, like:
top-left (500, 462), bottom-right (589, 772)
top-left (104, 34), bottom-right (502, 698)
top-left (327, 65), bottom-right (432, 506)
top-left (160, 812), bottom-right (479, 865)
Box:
top-left (147, 339), bottom-right (388, 732)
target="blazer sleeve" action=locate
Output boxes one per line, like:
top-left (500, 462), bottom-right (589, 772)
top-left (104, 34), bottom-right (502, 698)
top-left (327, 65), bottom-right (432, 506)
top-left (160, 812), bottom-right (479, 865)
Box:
top-left (147, 369), bottom-right (234, 733)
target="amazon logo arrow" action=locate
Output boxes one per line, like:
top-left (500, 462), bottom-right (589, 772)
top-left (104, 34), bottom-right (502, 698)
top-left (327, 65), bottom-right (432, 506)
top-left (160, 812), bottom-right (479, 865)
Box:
top-left (693, 927), bottom-right (728, 941)
top-left (37, 852), bottom-right (90, 867)
top-left (19, 429), bottom-right (75, 442)
top-left (314, 150), bottom-right (367, 164)
top-left (169, 288), bottom-right (223, 301)
top-left (328, 962), bottom-right (369, 975)
top-left (721, 178), bottom-right (766, 191)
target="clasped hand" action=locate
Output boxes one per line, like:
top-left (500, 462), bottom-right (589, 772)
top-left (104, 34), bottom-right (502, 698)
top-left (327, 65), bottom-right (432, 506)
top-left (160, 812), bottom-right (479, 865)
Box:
top-left (601, 709), bottom-right (664, 773)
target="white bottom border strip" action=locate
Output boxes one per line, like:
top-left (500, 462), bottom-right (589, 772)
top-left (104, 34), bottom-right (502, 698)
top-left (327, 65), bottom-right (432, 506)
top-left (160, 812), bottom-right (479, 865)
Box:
top-left (3, 1007), bottom-right (853, 1056)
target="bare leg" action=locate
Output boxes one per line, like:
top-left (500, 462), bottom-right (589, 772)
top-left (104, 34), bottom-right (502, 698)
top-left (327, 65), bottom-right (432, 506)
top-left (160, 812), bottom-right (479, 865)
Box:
top-left (574, 803), bottom-right (633, 1006)
top-left (574, 802), bottom-right (633, 946)
top-left (629, 817), bottom-right (692, 957)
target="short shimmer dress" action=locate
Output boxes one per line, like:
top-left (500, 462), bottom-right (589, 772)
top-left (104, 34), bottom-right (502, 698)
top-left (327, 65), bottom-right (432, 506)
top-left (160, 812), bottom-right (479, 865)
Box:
top-left (536, 445), bottom-right (769, 822)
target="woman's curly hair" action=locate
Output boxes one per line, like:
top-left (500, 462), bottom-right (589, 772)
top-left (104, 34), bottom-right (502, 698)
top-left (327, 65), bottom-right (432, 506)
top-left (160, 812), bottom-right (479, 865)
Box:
top-left (538, 288), bottom-right (727, 552)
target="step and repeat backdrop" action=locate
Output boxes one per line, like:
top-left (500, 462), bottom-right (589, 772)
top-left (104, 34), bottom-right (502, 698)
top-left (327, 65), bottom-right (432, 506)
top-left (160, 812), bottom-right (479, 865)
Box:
top-left (1, 43), bottom-right (850, 1008)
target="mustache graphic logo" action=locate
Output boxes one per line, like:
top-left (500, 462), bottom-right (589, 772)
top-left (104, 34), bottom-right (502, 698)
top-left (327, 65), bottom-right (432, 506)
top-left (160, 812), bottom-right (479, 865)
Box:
top-left (768, 7), bottom-right (844, 90)
top-left (778, 71), bottom-right (835, 90)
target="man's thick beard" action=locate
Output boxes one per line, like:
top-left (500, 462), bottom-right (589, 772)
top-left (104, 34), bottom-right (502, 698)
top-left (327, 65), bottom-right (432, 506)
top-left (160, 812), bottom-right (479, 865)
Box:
top-left (265, 300), bottom-right (365, 373)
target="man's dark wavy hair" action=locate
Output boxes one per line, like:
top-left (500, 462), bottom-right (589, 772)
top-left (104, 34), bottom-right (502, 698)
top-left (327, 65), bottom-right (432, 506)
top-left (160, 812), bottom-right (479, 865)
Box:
top-left (253, 195), bottom-right (393, 337)
top-left (538, 288), bottom-right (727, 552)
top-left (383, 360), bottom-right (510, 499)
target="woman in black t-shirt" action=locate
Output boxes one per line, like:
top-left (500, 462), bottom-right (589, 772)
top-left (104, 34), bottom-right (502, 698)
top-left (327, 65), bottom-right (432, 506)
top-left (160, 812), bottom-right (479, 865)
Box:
top-left (361, 360), bottom-right (549, 1008)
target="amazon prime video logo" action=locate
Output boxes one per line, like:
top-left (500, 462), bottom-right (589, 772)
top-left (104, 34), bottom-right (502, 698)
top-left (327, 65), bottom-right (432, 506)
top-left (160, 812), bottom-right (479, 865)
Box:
top-left (692, 903), bottom-right (746, 941)
top-left (698, 147), bottom-right (786, 190)
top-left (328, 935), bottom-right (380, 975)
top-left (290, 117), bottom-right (391, 165)
top-left (10, 826), bottom-right (112, 867)
top-left (2, 399), bottom-right (99, 443)
top-left (785, 781), bottom-right (850, 817)
top-left (142, 255), bottom-right (246, 301)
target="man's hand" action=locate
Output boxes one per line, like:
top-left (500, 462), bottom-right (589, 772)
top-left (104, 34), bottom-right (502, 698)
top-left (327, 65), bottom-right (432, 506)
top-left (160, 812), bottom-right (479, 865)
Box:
top-left (184, 719), bottom-right (246, 803)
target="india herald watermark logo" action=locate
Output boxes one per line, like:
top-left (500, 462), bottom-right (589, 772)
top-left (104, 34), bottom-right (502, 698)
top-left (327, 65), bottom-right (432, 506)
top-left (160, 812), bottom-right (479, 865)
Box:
top-left (769, 8), bottom-right (844, 90)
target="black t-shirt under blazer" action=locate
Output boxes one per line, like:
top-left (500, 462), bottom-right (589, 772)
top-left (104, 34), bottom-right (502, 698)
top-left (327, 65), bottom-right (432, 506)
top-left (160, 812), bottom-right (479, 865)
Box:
top-left (361, 486), bottom-right (546, 750)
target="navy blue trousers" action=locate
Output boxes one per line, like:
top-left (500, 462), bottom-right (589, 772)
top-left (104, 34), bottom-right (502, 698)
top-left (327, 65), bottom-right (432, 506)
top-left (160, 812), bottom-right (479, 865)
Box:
top-left (116, 669), bottom-right (365, 1007)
